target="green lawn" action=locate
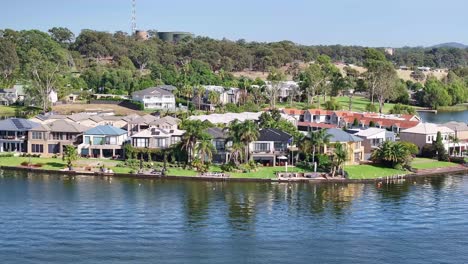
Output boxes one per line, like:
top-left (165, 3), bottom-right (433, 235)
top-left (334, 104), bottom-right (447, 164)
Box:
top-left (274, 96), bottom-right (420, 114)
top-left (0, 105), bottom-right (41, 117)
top-left (229, 166), bottom-right (308, 179)
top-left (0, 157), bottom-right (67, 170)
top-left (411, 158), bottom-right (459, 170)
top-left (345, 164), bottom-right (409, 179)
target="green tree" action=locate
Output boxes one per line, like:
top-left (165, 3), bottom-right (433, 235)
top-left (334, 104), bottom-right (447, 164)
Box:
top-left (330, 143), bottom-right (347, 177)
top-left (62, 145), bottom-right (79, 170)
top-left (180, 119), bottom-right (213, 163)
top-left (0, 38), bottom-right (19, 86)
top-left (129, 41), bottom-right (156, 71)
top-left (433, 131), bottom-right (448, 161)
top-left (371, 141), bottom-right (413, 169)
top-left (195, 138), bottom-right (216, 165)
top-left (48, 27), bottom-right (75, 45)
top-left (307, 129), bottom-right (332, 165)
top-left (422, 77), bottom-right (452, 109)
top-left (266, 68), bottom-right (285, 109)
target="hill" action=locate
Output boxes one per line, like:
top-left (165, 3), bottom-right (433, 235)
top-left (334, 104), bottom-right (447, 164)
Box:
top-left (431, 42), bottom-right (467, 49)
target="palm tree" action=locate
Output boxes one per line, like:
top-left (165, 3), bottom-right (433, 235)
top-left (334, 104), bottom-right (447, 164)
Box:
top-left (330, 143), bottom-right (347, 177)
top-left (308, 129), bottom-right (332, 165)
top-left (180, 120), bottom-right (212, 163)
top-left (195, 138), bottom-right (216, 164)
top-left (194, 86), bottom-right (206, 110)
top-left (240, 120), bottom-right (259, 163)
top-left (208, 90), bottom-right (220, 109)
top-left (228, 142), bottom-right (245, 166)
top-left (62, 145), bottom-right (78, 170)
top-left (371, 141), bottom-right (412, 169)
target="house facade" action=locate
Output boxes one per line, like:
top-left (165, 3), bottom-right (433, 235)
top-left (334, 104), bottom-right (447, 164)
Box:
top-left (130, 127), bottom-right (184, 149)
top-left (399, 123), bottom-right (455, 153)
top-left (0, 118), bottom-right (39, 153)
top-left (323, 128), bottom-right (365, 165)
top-left (27, 120), bottom-right (89, 156)
top-left (131, 86), bottom-right (176, 110)
top-left (249, 128), bottom-right (293, 166)
top-left (205, 127), bottom-right (229, 164)
top-left (79, 125), bottom-right (128, 158)
top-left (348, 128), bottom-right (395, 159)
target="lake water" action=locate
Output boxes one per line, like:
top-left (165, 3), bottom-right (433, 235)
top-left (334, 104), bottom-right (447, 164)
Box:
top-left (418, 110), bottom-right (468, 123)
top-left (1, 171), bottom-right (468, 264)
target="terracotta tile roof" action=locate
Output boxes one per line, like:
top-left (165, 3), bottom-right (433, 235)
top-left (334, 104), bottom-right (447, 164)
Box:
top-left (307, 109), bottom-right (333, 115)
top-left (282, 108), bottom-right (305, 115)
top-left (297, 122), bottom-right (337, 129)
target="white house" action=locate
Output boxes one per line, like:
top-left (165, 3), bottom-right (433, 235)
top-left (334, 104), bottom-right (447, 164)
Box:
top-left (131, 86), bottom-right (176, 110)
top-left (79, 125), bottom-right (128, 158)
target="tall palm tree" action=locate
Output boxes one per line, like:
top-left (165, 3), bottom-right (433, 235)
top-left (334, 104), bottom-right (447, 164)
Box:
top-left (331, 143), bottom-right (347, 177)
top-left (308, 129), bottom-right (332, 164)
top-left (180, 120), bottom-right (212, 163)
top-left (228, 142), bottom-right (244, 166)
top-left (194, 86), bottom-right (206, 110)
top-left (449, 135), bottom-right (460, 156)
top-left (240, 120), bottom-right (259, 163)
top-left (195, 138), bottom-right (216, 164)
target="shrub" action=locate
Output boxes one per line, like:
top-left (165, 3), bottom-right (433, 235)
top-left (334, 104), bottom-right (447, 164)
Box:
top-left (365, 103), bottom-right (377, 112)
top-left (400, 141), bottom-right (419, 156)
top-left (20, 161), bottom-right (29, 166)
top-left (0, 153), bottom-right (14, 157)
top-left (220, 162), bottom-right (236, 172)
top-left (420, 144), bottom-right (435, 158)
top-left (449, 156), bottom-right (466, 164)
top-left (324, 98), bottom-right (341, 110)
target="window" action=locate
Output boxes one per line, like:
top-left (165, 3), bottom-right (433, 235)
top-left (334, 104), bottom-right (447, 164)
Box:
top-left (84, 136), bottom-right (91, 144)
top-left (171, 136), bottom-right (181, 145)
top-left (31, 144), bottom-right (44, 153)
top-left (93, 137), bottom-right (104, 145)
top-left (32, 132), bottom-right (42, 140)
top-left (254, 143), bottom-right (270, 152)
top-left (107, 137), bottom-right (117, 145)
top-left (155, 138), bottom-right (166, 148)
top-left (133, 138), bottom-right (149, 148)
top-left (48, 144), bottom-right (60, 154)
top-left (274, 142), bottom-right (286, 151)
top-left (215, 140), bottom-right (225, 151)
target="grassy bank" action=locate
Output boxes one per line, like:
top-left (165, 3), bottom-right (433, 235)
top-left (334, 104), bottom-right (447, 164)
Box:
top-left (275, 96), bottom-right (421, 114)
top-left (345, 165), bottom-right (409, 180)
top-left (411, 158), bottom-right (459, 170)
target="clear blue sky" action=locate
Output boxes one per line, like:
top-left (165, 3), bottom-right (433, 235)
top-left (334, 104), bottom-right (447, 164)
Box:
top-left (1, 0), bottom-right (467, 47)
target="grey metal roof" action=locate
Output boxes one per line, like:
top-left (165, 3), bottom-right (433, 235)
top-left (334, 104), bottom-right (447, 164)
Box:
top-left (68, 113), bottom-right (91, 122)
top-left (132, 86), bottom-right (174, 97)
top-left (0, 118), bottom-right (40, 131)
top-left (326, 128), bottom-right (363, 142)
top-left (258, 128), bottom-right (292, 142)
top-left (205, 127), bottom-right (227, 139)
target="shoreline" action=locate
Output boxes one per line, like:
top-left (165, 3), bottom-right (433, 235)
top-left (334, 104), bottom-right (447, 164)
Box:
top-left (1, 165), bottom-right (466, 184)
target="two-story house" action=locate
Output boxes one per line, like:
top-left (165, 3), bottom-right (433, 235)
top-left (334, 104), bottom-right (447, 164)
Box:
top-left (323, 128), bottom-right (364, 165)
top-left (399, 123), bottom-right (455, 154)
top-left (205, 127), bottom-right (229, 164)
top-left (79, 125), bottom-right (128, 158)
top-left (250, 128), bottom-right (293, 166)
top-left (348, 127), bottom-right (395, 160)
top-left (130, 126), bottom-right (185, 149)
top-left (131, 86), bottom-right (176, 110)
top-left (0, 118), bottom-right (40, 153)
top-left (27, 120), bottom-right (89, 156)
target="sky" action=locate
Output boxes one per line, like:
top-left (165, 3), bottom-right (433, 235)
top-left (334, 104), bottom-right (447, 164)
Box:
top-left (1, 0), bottom-right (467, 47)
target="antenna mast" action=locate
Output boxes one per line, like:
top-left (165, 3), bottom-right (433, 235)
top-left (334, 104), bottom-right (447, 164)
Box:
top-left (131, 0), bottom-right (136, 34)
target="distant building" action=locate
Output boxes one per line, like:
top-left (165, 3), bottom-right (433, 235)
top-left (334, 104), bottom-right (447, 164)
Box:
top-left (131, 86), bottom-right (176, 110)
top-left (0, 118), bottom-right (40, 153)
top-left (384, 48), bottom-right (395, 56)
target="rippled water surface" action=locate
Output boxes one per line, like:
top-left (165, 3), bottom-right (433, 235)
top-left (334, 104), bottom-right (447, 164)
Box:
top-left (1, 171), bottom-right (468, 264)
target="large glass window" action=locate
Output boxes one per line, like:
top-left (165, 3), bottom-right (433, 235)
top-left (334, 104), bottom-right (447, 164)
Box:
top-left (254, 143), bottom-right (270, 152)
top-left (274, 142), bottom-right (286, 151)
top-left (31, 144), bottom-right (44, 153)
top-left (48, 144), bottom-right (60, 154)
top-left (155, 138), bottom-right (166, 148)
top-left (93, 137), bottom-right (104, 145)
top-left (32, 132), bottom-right (42, 140)
top-left (133, 138), bottom-right (149, 148)
top-left (84, 136), bottom-right (90, 144)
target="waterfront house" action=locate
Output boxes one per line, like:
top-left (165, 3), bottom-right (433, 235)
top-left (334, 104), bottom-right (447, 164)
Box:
top-left (348, 127), bottom-right (395, 159)
top-left (189, 112), bottom-right (297, 126)
top-left (205, 127), bottom-right (229, 164)
top-left (79, 125), bottom-right (128, 158)
top-left (27, 120), bottom-right (89, 156)
top-left (399, 123), bottom-right (454, 154)
top-left (323, 128), bottom-right (364, 165)
top-left (126, 114), bottom-right (160, 136)
top-left (0, 118), bottom-right (40, 153)
top-left (131, 86), bottom-right (176, 110)
top-left (130, 126), bottom-right (185, 149)
top-left (440, 122), bottom-right (468, 154)
top-left (249, 128), bottom-right (293, 166)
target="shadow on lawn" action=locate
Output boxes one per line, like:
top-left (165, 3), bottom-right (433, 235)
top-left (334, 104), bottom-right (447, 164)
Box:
top-left (44, 162), bottom-right (66, 168)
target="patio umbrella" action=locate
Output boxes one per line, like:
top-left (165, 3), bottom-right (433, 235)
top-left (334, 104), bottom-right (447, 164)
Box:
top-left (277, 156), bottom-right (288, 172)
